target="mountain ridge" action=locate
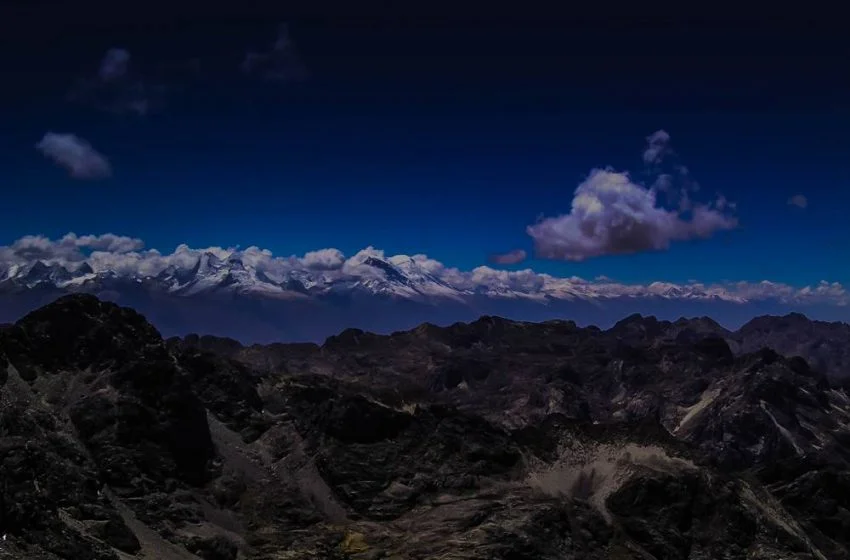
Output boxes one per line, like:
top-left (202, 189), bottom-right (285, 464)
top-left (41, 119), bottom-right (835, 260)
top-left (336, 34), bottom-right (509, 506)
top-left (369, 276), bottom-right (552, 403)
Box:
top-left (168, 309), bottom-right (850, 380)
top-left (3, 252), bottom-right (844, 306)
top-left (3, 294), bottom-right (850, 558)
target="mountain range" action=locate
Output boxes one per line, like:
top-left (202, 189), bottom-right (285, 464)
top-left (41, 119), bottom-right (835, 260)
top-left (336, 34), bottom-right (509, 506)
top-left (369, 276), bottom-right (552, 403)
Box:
top-left (1, 241), bottom-right (848, 345)
top-left (2, 294), bottom-right (850, 558)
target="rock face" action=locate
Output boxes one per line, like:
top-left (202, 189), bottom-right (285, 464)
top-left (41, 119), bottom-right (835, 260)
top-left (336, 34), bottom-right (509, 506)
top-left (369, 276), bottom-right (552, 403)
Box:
top-left (1, 296), bottom-right (850, 559)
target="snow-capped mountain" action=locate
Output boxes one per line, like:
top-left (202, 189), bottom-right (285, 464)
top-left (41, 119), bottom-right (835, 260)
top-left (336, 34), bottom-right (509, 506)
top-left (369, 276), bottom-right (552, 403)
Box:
top-left (0, 252), bottom-right (761, 303)
top-left (1, 261), bottom-right (96, 290)
top-left (0, 233), bottom-right (847, 343)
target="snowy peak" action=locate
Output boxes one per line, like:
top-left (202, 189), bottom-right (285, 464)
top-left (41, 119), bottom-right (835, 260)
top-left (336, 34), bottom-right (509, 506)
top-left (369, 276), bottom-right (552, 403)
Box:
top-left (0, 239), bottom-right (846, 310)
top-left (225, 255), bottom-right (246, 271)
top-left (197, 251), bottom-right (224, 275)
top-left (8, 260), bottom-right (97, 288)
top-left (22, 261), bottom-right (55, 284)
top-left (362, 256), bottom-right (412, 286)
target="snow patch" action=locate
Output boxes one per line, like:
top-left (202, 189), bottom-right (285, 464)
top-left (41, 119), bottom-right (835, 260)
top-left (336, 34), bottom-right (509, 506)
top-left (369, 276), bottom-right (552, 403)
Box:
top-left (674, 387), bottom-right (720, 434)
top-left (760, 400), bottom-right (804, 456)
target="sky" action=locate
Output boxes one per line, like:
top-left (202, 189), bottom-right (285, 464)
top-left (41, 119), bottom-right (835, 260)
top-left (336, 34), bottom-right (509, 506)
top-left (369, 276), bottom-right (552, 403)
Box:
top-left (0, 3), bottom-right (848, 289)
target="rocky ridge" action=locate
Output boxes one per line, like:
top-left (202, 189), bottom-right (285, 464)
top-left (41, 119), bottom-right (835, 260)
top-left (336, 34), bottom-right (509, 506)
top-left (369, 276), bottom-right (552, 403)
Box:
top-left (1, 295), bottom-right (849, 558)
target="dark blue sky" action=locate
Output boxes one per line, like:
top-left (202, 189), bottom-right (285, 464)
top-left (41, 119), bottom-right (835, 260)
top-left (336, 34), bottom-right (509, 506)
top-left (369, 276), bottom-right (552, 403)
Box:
top-left (1, 3), bottom-right (848, 286)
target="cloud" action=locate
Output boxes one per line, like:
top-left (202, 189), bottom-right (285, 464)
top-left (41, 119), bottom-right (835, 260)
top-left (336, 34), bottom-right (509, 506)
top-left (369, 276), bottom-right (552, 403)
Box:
top-left (69, 48), bottom-right (170, 116)
top-left (527, 131), bottom-right (736, 261)
top-left (64, 233), bottom-right (144, 253)
top-left (488, 249), bottom-right (527, 265)
top-left (527, 168), bottom-right (737, 261)
top-left (99, 48), bottom-right (130, 82)
top-left (35, 133), bottom-right (112, 179)
top-left (301, 248), bottom-right (345, 270)
top-left (0, 233), bottom-right (846, 307)
top-left (469, 266), bottom-right (546, 293)
top-left (390, 253), bottom-right (446, 275)
top-left (787, 194), bottom-right (808, 209)
top-left (643, 129), bottom-right (672, 165)
top-left (4, 233), bottom-right (142, 263)
top-left (242, 24), bottom-right (306, 83)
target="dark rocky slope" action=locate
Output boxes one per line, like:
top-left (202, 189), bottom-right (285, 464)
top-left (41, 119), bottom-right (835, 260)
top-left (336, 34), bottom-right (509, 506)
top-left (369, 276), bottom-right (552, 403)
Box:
top-left (176, 311), bottom-right (850, 380)
top-left (1, 295), bottom-right (849, 558)
top-left (731, 312), bottom-right (850, 380)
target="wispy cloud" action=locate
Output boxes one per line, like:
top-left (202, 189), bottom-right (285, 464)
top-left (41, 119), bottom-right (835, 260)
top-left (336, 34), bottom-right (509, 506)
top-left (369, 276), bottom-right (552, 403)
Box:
top-left (787, 194), bottom-right (808, 209)
top-left (488, 249), bottom-right (527, 265)
top-left (35, 133), bottom-right (112, 179)
top-left (527, 132), bottom-right (737, 261)
top-left (242, 24), bottom-right (306, 83)
top-left (642, 129), bottom-right (672, 165)
top-left (98, 48), bottom-right (131, 82)
top-left (69, 48), bottom-right (170, 116)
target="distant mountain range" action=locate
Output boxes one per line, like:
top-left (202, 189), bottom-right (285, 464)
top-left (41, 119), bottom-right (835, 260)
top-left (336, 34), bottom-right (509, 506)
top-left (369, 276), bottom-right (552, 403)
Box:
top-left (1, 246), bottom-right (849, 347)
top-left (173, 309), bottom-right (850, 381)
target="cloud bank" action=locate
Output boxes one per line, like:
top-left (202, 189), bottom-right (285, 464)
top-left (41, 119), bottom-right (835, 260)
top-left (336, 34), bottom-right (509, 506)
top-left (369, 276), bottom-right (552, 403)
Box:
top-left (0, 233), bottom-right (845, 307)
top-left (35, 133), bottom-right (112, 179)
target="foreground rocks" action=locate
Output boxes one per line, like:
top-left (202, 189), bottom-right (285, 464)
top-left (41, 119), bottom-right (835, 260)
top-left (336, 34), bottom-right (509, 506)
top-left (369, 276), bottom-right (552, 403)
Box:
top-left (1, 295), bottom-right (849, 558)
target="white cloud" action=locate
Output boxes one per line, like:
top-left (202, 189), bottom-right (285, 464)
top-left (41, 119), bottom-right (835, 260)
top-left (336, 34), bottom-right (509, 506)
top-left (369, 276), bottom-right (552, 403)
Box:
top-left (301, 248), bottom-right (345, 270)
top-left (35, 133), bottom-right (112, 179)
top-left (527, 131), bottom-right (737, 261)
top-left (527, 168), bottom-right (737, 261)
top-left (238, 246), bottom-right (275, 269)
top-left (4, 233), bottom-right (141, 263)
top-left (0, 233), bottom-right (845, 307)
top-left (469, 266), bottom-right (546, 293)
top-left (787, 194), bottom-right (808, 209)
top-left (401, 254), bottom-right (446, 275)
top-left (342, 247), bottom-right (387, 277)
